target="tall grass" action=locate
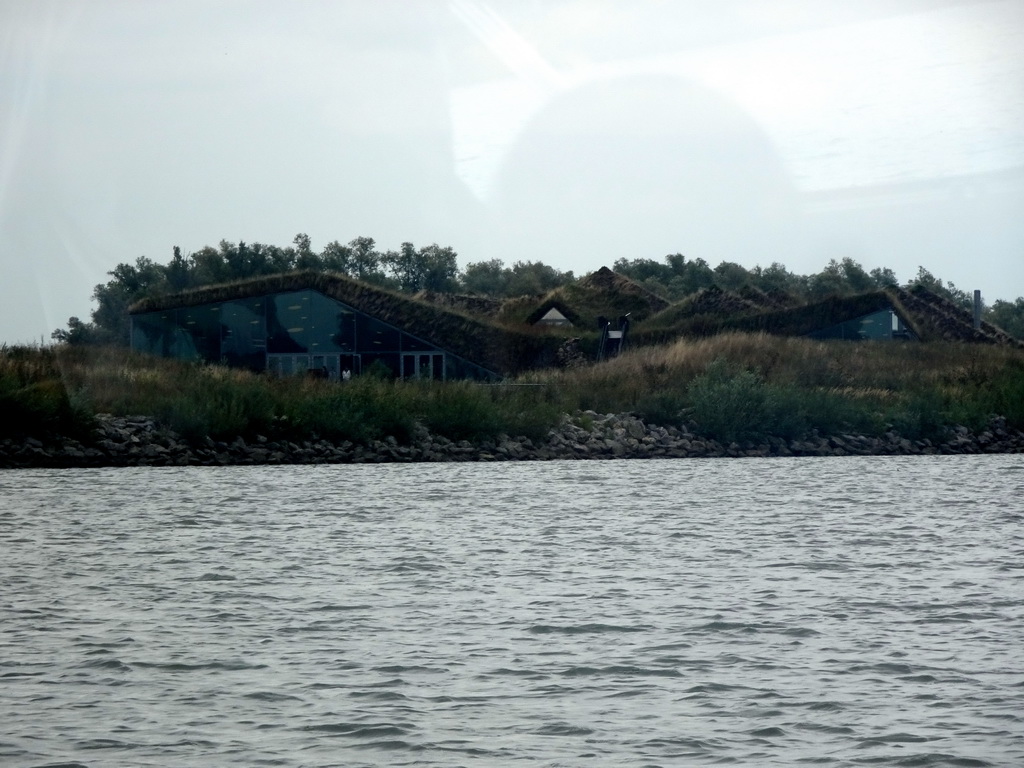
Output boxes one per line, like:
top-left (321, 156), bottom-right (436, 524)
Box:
top-left (4, 335), bottom-right (1023, 445)
top-left (0, 345), bottom-right (566, 444)
top-left (0, 345), bottom-right (93, 439)
top-left (529, 333), bottom-right (1024, 439)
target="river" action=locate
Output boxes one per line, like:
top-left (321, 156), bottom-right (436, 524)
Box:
top-left (2, 455), bottom-right (1023, 767)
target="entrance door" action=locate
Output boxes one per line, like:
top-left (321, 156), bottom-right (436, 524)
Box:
top-left (310, 355), bottom-right (339, 380)
top-left (401, 353), bottom-right (444, 380)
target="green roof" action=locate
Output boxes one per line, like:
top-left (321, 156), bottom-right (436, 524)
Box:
top-left (635, 285), bottom-right (1023, 347)
top-left (129, 270), bottom-right (565, 375)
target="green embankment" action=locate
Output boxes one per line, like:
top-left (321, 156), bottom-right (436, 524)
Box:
top-left (3, 335), bottom-right (1024, 447)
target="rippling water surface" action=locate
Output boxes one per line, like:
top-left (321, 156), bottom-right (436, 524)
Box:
top-left (2, 456), bottom-right (1023, 767)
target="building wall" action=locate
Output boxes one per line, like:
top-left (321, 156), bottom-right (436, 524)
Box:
top-left (130, 289), bottom-right (497, 380)
top-left (807, 308), bottom-right (917, 341)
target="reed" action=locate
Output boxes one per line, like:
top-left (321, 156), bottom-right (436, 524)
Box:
top-left (1, 344), bottom-right (567, 444)
top-left (530, 333), bottom-right (1024, 439)
top-left (4, 335), bottom-right (1023, 445)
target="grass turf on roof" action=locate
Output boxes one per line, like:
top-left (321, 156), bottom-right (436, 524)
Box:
top-left (632, 286), bottom-right (1024, 347)
top-left (129, 270), bottom-right (565, 375)
top-left (497, 267), bottom-right (670, 329)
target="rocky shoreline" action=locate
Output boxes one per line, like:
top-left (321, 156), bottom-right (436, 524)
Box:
top-left (2, 412), bottom-right (1023, 469)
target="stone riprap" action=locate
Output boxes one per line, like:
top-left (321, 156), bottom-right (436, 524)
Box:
top-left (1, 412), bottom-right (1023, 469)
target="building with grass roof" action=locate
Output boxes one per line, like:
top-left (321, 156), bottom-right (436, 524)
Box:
top-left (129, 267), bottom-right (1021, 383)
top-left (128, 271), bottom-right (565, 381)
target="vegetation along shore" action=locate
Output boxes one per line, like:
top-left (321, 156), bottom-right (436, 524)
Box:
top-left (5, 235), bottom-right (1021, 468)
top-left (3, 333), bottom-right (1023, 469)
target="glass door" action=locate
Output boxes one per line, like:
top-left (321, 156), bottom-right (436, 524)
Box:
top-left (401, 353), bottom-right (444, 380)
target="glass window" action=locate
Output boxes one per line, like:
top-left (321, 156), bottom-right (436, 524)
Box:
top-left (361, 353), bottom-right (399, 379)
top-left (400, 331), bottom-right (437, 352)
top-left (808, 308), bottom-right (917, 341)
top-left (267, 291), bottom-right (311, 353)
top-left (131, 287), bottom-right (501, 380)
top-left (308, 291), bottom-right (355, 353)
top-left (220, 298), bottom-right (266, 370)
top-left (445, 354), bottom-right (499, 381)
top-left (357, 314), bottom-right (401, 353)
top-left (178, 303), bottom-right (222, 360)
top-left (132, 312), bottom-right (172, 356)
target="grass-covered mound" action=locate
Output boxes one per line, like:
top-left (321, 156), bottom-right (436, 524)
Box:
top-left (130, 270), bottom-right (564, 375)
top-left (636, 285), bottom-right (1024, 348)
top-left (496, 266), bottom-right (669, 329)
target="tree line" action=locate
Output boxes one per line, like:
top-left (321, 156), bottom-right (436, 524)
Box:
top-left (52, 234), bottom-right (1024, 345)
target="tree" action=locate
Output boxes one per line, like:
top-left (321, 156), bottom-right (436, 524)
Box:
top-left (265, 244), bottom-right (297, 274)
top-left (349, 236), bottom-right (381, 281)
top-left (910, 267), bottom-right (972, 309)
top-left (293, 233), bottom-right (321, 270)
top-left (166, 246), bottom-right (191, 291)
top-left (749, 262), bottom-right (806, 298)
top-left (50, 316), bottom-right (100, 346)
top-left (987, 297), bottom-right (1024, 339)
top-left (836, 257), bottom-right (875, 293)
top-left (712, 261), bottom-right (752, 292)
top-left (321, 240), bottom-right (354, 274)
top-left (869, 265), bottom-right (899, 288)
top-left (81, 256), bottom-right (169, 345)
top-left (613, 257), bottom-right (674, 286)
top-left (417, 244), bottom-right (459, 292)
top-left (246, 242), bottom-right (273, 276)
top-left (460, 259), bottom-right (510, 296)
top-left (383, 242), bottom-right (421, 292)
top-left (505, 260), bottom-right (574, 296)
top-left (807, 258), bottom-right (879, 299)
top-left (383, 243), bottom-right (459, 293)
top-left (190, 246), bottom-right (229, 286)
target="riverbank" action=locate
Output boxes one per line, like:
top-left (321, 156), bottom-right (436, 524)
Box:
top-left (5, 338), bottom-right (1024, 468)
top-left (2, 411), bottom-right (1022, 469)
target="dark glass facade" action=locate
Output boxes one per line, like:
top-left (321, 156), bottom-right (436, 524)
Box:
top-left (131, 289), bottom-right (498, 381)
top-left (807, 308), bottom-right (917, 341)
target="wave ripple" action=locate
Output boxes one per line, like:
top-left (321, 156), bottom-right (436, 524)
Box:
top-left (2, 456), bottom-right (1022, 766)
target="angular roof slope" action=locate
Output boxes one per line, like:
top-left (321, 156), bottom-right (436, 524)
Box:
top-left (129, 270), bottom-right (563, 374)
top-left (498, 266), bottom-right (670, 329)
top-left (643, 285), bottom-right (776, 330)
top-left (898, 285), bottom-right (1022, 345)
top-left (634, 285), bottom-right (1024, 347)
top-left (412, 291), bottom-right (505, 318)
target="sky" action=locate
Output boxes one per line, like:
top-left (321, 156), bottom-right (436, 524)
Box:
top-left (2, 0), bottom-right (1023, 344)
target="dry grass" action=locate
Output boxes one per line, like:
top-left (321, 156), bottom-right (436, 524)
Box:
top-left (521, 332), bottom-right (1024, 436)
top-left (5, 333), bottom-right (1024, 444)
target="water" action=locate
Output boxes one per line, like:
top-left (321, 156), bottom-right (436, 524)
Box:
top-left (2, 456), bottom-right (1023, 767)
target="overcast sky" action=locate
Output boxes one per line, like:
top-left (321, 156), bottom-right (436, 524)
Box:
top-left (2, 0), bottom-right (1023, 344)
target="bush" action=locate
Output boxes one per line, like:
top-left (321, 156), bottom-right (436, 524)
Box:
top-left (687, 359), bottom-right (771, 443)
top-left (0, 346), bottom-right (92, 439)
top-left (0, 377), bottom-right (92, 439)
top-left (279, 378), bottom-right (416, 443)
top-left (418, 381), bottom-right (502, 442)
top-left (686, 359), bottom-right (880, 442)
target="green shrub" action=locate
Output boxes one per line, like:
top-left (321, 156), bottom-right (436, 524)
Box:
top-left (686, 359), bottom-right (879, 442)
top-left (157, 375), bottom-right (276, 441)
top-left (494, 384), bottom-right (564, 442)
top-left (279, 378), bottom-right (415, 443)
top-left (886, 388), bottom-right (948, 440)
top-left (0, 376), bottom-right (92, 439)
top-left (687, 359), bottom-right (771, 443)
top-left (634, 389), bottom-right (689, 426)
